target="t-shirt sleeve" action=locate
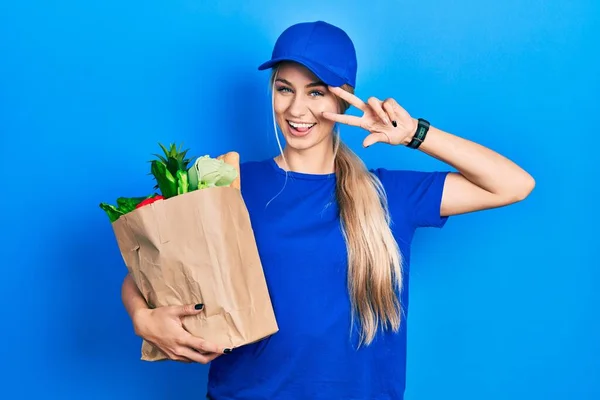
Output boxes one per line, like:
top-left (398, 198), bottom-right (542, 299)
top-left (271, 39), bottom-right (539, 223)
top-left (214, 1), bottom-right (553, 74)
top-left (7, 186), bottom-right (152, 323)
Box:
top-left (375, 168), bottom-right (450, 229)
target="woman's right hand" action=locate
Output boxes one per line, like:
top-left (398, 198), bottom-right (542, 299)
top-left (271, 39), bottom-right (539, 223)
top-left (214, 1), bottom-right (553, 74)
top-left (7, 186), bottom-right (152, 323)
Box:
top-left (132, 303), bottom-right (229, 364)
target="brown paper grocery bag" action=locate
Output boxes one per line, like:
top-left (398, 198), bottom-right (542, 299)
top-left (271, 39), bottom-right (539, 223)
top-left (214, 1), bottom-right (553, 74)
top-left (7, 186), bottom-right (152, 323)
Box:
top-left (111, 186), bottom-right (279, 361)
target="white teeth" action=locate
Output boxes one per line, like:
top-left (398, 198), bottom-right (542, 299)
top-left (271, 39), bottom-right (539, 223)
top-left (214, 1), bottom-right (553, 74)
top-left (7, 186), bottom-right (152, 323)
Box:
top-left (289, 121), bottom-right (315, 129)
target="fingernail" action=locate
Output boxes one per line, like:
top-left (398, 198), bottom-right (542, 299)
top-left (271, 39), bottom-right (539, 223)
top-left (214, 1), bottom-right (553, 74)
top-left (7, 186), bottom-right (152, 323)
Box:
top-left (392, 120), bottom-right (397, 127)
top-left (224, 348), bottom-right (232, 354)
top-left (195, 304), bottom-right (204, 310)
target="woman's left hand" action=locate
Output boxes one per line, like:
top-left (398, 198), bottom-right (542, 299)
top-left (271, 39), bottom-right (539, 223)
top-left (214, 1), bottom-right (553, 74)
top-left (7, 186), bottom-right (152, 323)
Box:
top-left (322, 86), bottom-right (417, 148)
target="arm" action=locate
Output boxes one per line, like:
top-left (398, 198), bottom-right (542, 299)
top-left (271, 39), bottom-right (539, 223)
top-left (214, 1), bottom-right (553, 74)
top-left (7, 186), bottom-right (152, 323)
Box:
top-left (321, 86), bottom-right (535, 216)
top-left (121, 273), bottom-right (149, 334)
top-left (120, 273), bottom-right (227, 362)
top-left (406, 125), bottom-right (535, 216)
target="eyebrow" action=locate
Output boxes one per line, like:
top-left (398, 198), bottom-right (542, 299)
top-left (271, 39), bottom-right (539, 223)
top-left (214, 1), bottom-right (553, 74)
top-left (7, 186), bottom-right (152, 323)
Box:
top-left (275, 78), bottom-right (327, 88)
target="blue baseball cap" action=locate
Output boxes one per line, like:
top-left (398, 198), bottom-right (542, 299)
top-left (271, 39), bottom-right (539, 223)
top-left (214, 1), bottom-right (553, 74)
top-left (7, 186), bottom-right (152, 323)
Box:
top-left (258, 21), bottom-right (357, 88)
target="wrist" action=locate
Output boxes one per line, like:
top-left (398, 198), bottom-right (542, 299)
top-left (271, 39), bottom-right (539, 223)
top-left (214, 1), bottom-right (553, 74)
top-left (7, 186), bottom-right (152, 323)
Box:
top-left (405, 118), bottom-right (430, 149)
top-left (132, 307), bottom-right (152, 337)
top-left (401, 118), bottom-right (419, 145)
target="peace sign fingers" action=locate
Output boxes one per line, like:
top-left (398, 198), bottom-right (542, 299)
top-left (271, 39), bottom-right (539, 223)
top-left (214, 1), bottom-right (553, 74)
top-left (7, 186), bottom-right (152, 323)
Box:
top-left (327, 86), bottom-right (392, 126)
top-left (321, 86), bottom-right (417, 147)
top-left (327, 86), bottom-right (368, 113)
top-left (321, 111), bottom-right (365, 128)
top-left (367, 96), bottom-right (392, 126)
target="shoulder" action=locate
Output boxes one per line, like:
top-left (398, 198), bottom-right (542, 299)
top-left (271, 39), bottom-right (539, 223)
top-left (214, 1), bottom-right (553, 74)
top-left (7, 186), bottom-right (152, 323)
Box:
top-left (370, 167), bottom-right (451, 229)
top-left (371, 168), bottom-right (449, 196)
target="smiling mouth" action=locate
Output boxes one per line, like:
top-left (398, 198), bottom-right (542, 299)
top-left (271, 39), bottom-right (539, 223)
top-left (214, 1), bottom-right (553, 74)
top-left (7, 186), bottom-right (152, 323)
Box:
top-left (287, 120), bottom-right (316, 135)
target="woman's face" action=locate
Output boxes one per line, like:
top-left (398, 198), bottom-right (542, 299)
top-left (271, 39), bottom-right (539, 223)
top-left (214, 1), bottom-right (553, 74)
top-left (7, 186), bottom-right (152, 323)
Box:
top-left (272, 62), bottom-right (340, 152)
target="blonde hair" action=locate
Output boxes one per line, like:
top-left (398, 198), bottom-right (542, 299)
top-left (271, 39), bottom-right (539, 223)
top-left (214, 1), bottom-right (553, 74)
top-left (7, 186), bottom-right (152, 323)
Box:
top-left (269, 66), bottom-right (403, 346)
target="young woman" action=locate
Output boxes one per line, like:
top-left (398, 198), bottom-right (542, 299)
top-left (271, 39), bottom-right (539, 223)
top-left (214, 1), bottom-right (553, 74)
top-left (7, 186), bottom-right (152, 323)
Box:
top-left (121, 21), bottom-right (535, 399)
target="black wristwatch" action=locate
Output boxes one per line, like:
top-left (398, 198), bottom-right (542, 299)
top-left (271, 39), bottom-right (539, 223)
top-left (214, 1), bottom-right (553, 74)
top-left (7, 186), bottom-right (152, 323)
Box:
top-left (407, 118), bottom-right (430, 149)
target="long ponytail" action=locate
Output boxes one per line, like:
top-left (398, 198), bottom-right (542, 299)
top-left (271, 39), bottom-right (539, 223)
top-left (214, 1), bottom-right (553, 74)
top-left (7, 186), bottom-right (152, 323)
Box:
top-left (332, 93), bottom-right (403, 345)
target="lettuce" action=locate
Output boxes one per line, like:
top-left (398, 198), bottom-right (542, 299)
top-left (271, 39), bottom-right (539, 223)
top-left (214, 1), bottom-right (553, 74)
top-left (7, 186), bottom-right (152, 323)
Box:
top-left (187, 155), bottom-right (238, 190)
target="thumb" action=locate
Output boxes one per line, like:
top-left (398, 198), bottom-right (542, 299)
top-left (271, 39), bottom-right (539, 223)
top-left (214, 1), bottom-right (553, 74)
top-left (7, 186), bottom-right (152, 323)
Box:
top-left (363, 132), bottom-right (389, 148)
top-left (175, 303), bottom-right (204, 317)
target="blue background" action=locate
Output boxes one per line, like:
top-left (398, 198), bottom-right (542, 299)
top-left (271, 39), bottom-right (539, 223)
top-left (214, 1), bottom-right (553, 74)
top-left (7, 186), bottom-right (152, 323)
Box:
top-left (2, 1), bottom-right (598, 399)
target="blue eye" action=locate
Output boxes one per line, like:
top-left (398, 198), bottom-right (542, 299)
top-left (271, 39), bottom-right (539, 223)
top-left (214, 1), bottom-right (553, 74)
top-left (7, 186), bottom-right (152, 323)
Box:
top-left (275, 86), bottom-right (324, 97)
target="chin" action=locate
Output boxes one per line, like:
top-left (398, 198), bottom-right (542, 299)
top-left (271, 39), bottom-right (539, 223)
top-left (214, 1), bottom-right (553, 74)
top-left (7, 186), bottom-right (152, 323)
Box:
top-left (284, 137), bottom-right (318, 151)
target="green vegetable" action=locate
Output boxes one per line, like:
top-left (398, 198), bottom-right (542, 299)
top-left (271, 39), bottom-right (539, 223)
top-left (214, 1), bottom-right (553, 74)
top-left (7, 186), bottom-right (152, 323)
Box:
top-left (188, 155), bottom-right (238, 190)
top-left (149, 142), bottom-right (194, 198)
top-left (99, 203), bottom-right (125, 223)
top-left (100, 142), bottom-right (201, 223)
top-left (99, 194), bottom-right (157, 222)
top-left (151, 143), bottom-right (193, 183)
top-left (176, 170), bottom-right (189, 195)
top-left (155, 143), bottom-right (192, 175)
top-left (116, 196), bottom-right (148, 214)
top-left (151, 160), bottom-right (178, 198)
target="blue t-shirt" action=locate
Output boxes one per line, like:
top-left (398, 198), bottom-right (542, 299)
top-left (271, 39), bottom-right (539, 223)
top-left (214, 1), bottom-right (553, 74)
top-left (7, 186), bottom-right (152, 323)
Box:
top-left (207, 157), bottom-right (449, 400)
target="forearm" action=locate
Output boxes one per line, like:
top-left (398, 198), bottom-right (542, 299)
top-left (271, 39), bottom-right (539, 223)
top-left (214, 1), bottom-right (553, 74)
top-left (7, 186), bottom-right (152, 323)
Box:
top-left (409, 123), bottom-right (535, 199)
top-left (121, 274), bottom-right (149, 325)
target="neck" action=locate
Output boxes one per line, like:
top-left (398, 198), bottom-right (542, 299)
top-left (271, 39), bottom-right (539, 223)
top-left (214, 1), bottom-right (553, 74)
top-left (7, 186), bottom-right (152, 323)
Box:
top-left (275, 139), bottom-right (336, 175)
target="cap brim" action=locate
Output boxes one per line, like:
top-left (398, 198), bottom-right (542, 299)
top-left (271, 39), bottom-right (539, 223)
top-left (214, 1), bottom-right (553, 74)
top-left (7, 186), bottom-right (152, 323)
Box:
top-left (258, 56), bottom-right (346, 87)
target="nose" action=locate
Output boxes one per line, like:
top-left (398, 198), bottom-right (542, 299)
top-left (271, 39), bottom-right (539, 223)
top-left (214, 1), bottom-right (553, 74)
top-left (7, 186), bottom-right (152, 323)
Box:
top-left (288, 93), bottom-right (308, 118)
